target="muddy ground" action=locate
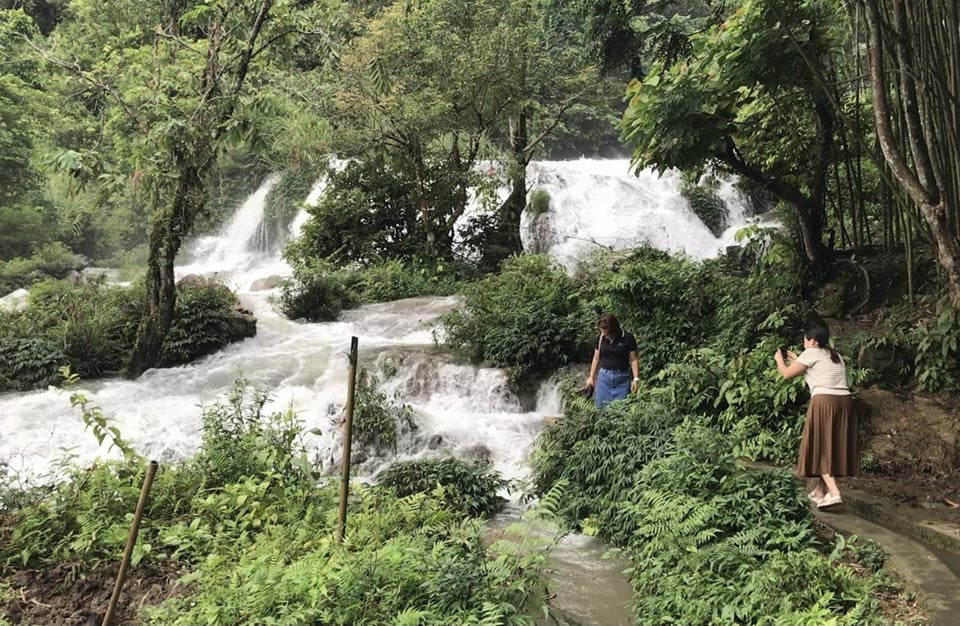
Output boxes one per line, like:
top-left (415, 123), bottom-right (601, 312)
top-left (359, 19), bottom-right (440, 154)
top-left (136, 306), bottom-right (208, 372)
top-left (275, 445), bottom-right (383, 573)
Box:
top-left (2, 563), bottom-right (184, 625)
top-left (850, 388), bottom-right (960, 526)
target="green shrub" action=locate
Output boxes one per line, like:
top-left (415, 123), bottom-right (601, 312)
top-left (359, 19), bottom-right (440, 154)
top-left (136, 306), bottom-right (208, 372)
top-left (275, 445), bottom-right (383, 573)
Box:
top-left (0, 278), bottom-right (246, 388)
top-left (348, 259), bottom-right (463, 304)
top-left (261, 168), bottom-right (317, 249)
top-left (528, 188), bottom-right (550, 215)
top-left (529, 387), bottom-right (681, 526)
top-left (0, 241), bottom-right (76, 295)
top-left (192, 380), bottom-right (313, 488)
top-left (531, 413), bottom-right (897, 625)
top-left (679, 173), bottom-right (727, 236)
top-left (910, 305), bottom-right (960, 392)
top-left (276, 261), bottom-right (359, 321)
top-left (1, 381), bottom-right (547, 625)
top-left (0, 335), bottom-right (64, 391)
top-left (159, 281), bottom-right (244, 367)
top-left (376, 457), bottom-right (508, 517)
top-left (351, 370), bottom-right (417, 451)
top-left (442, 254), bottom-right (590, 382)
top-left (587, 247), bottom-right (718, 376)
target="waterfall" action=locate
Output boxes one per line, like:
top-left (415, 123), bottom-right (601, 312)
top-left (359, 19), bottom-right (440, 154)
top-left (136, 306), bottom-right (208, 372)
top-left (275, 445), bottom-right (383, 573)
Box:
top-left (515, 159), bottom-right (755, 269)
top-left (0, 159), bottom-right (753, 482)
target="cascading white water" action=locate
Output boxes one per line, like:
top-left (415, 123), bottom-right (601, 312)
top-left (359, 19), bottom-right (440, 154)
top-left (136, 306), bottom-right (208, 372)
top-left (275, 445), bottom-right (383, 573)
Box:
top-left (516, 159), bottom-right (754, 268)
top-left (0, 159), bottom-right (748, 485)
top-left (6, 159), bottom-right (750, 625)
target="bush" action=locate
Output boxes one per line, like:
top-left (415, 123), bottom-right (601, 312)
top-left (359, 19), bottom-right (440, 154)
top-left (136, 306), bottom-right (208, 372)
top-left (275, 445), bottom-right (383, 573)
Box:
top-left (529, 388), bottom-right (681, 526)
top-left (528, 188), bottom-right (550, 215)
top-left (351, 370), bottom-right (416, 451)
top-left (0, 335), bottom-right (64, 391)
top-left (376, 457), bottom-right (508, 517)
top-left (442, 255), bottom-right (591, 382)
top-left (679, 172), bottom-right (727, 236)
top-left (159, 281), bottom-right (244, 367)
top-left (0, 382), bottom-right (547, 625)
top-left (277, 259), bottom-right (470, 321)
top-left (261, 168), bottom-right (317, 250)
top-left (0, 278), bottom-right (246, 389)
top-left (0, 242), bottom-right (76, 295)
top-left (276, 260), bottom-right (359, 321)
top-left (587, 247), bottom-right (718, 376)
top-left (347, 259), bottom-right (463, 304)
top-left (530, 409), bottom-right (902, 625)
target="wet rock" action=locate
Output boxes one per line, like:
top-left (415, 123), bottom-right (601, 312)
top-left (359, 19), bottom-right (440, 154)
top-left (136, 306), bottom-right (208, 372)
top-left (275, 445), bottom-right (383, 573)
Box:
top-left (0, 288), bottom-right (29, 313)
top-left (228, 306), bottom-right (257, 339)
top-left (70, 254), bottom-right (91, 270)
top-left (81, 267), bottom-right (121, 283)
top-left (176, 274), bottom-right (208, 288)
top-left (250, 274), bottom-right (284, 291)
top-left (427, 434), bottom-right (445, 450)
top-left (63, 269), bottom-right (83, 284)
top-left (458, 444), bottom-right (492, 463)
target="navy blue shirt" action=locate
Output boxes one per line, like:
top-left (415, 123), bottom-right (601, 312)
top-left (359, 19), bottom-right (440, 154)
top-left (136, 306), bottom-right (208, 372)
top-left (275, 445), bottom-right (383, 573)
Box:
top-left (597, 332), bottom-right (637, 371)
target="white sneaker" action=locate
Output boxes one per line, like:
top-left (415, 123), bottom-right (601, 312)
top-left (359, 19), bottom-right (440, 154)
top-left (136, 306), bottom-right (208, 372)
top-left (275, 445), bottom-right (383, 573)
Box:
top-left (817, 493), bottom-right (843, 509)
top-left (807, 490), bottom-right (824, 504)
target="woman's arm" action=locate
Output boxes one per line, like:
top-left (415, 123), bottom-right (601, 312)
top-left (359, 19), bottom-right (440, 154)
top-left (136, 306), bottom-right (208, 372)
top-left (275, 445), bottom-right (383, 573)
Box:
top-left (629, 351), bottom-right (640, 393)
top-left (774, 350), bottom-right (807, 379)
top-left (587, 348), bottom-right (600, 384)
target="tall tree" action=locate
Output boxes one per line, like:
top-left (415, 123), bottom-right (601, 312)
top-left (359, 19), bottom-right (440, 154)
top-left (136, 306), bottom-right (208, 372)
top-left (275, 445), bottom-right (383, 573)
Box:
top-left (620, 0), bottom-right (846, 265)
top-left (26, 0), bottom-right (338, 376)
top-left (859, 0), bottom-right (960, 306)
top-left (486, 0), bottom-right (603, 265)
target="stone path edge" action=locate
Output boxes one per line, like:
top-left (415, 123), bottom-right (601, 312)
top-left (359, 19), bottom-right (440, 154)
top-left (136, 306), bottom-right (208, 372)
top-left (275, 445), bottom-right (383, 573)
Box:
top-left (842, 488), bottom-right (960, 557)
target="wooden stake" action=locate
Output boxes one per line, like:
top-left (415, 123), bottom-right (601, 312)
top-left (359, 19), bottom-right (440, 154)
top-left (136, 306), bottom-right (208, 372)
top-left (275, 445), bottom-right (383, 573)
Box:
top-left (337, 336), bottom-right (359, 543)
top-left (102, 460), bottom-right (158, 626)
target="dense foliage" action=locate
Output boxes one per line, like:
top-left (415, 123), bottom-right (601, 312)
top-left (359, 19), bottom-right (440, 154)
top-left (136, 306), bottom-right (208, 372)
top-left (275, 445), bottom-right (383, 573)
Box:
top-left (442, 255), bottom-right (591, 382)
top-left (376, 457), bottom-right (508, 517)
top-left (530, 392), bottom-right (914, 624)
top-left (276, 259), bottom-right (464, 322)
top-left (0, 382), bottom-right (548, 624)
top-left (0, 278), bottom-right (249, 391)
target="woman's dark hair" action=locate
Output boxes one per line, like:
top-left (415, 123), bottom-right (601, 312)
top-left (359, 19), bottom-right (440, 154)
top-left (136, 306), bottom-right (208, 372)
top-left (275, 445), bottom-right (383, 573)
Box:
top-left (597, 313), bottom-right (622, 338)
top-left (805, 324), bottom-right (841, 363)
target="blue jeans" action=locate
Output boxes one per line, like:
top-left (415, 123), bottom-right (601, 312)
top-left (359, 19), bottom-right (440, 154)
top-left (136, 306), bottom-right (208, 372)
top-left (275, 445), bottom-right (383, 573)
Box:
top-left (595, 368), bottom-right (631, 408)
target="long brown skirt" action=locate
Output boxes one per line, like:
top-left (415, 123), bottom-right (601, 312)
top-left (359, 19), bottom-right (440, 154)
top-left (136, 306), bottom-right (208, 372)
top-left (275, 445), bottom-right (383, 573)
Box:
top-left (795, 394), bottom-right (859, 478)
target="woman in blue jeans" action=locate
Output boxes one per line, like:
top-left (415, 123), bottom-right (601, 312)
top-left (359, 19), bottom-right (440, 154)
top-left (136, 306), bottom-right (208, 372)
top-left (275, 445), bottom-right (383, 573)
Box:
top-left (585, 313), bottom-right (640, 407)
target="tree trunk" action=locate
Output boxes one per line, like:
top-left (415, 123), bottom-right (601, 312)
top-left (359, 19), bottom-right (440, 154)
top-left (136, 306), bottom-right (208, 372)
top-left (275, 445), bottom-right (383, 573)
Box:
top-left (126, 160), bottom-right (211, 378)
top-left (125, 0), bottom-right (274, 377)
top-left (861, 0), bottom-right (960, 306)
top-left (717, 144), bottom-right (829, 266)
top-left (501, 108), bottom-right (529, 255)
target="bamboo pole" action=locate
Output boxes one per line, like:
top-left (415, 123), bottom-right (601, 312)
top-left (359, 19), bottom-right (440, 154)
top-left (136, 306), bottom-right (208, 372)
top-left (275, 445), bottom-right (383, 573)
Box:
top-left (337, 336), bottom-right (359, 543)
top-left (102, 460), bottom-right (158, 626)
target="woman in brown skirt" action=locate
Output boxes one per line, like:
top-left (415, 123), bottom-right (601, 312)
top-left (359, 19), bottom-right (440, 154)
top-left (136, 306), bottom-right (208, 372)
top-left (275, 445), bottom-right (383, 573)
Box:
top-left (774, 324), bottom-right (857, 509)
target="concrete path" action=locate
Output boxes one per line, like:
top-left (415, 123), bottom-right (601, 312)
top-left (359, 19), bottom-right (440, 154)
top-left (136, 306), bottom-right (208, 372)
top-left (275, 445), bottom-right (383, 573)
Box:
top-left (813, 503), bottom-right (960, 625)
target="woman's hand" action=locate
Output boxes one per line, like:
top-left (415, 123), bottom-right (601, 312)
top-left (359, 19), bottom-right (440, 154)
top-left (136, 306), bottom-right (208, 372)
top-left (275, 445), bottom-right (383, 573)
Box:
top-left (586, 376), bottom-right (595, 387)
top-left (773, 349), bottom-right (784, 365)
top-left (630, 379), bottom-right (638, 394)
top-left (787, 350), bottom-right (797, 361)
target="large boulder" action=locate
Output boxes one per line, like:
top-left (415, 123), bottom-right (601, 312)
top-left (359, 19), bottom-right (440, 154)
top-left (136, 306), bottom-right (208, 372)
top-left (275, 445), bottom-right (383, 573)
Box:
top-left (176, 274), bottom-right (209, 288)
top-left (227, 305), bottom-right (257, 339)
top-left (858, 342), bottom-right (914, 381)
top-left (0, 289), bottom-right (29, 313)
top-left (250, 275), bottom-right (284, 291)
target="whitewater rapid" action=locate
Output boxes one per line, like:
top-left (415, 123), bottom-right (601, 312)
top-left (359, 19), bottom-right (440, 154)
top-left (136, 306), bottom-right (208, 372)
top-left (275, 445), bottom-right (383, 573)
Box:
top-left (0, 159), bottom-right (755, 482)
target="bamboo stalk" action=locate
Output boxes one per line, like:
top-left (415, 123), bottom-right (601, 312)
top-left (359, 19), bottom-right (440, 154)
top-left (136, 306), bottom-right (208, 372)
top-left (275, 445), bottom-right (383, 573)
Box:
top-left (336, 336), bottom-right (359, 543)
top-left (102, 460), bottom-right (158, 626)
